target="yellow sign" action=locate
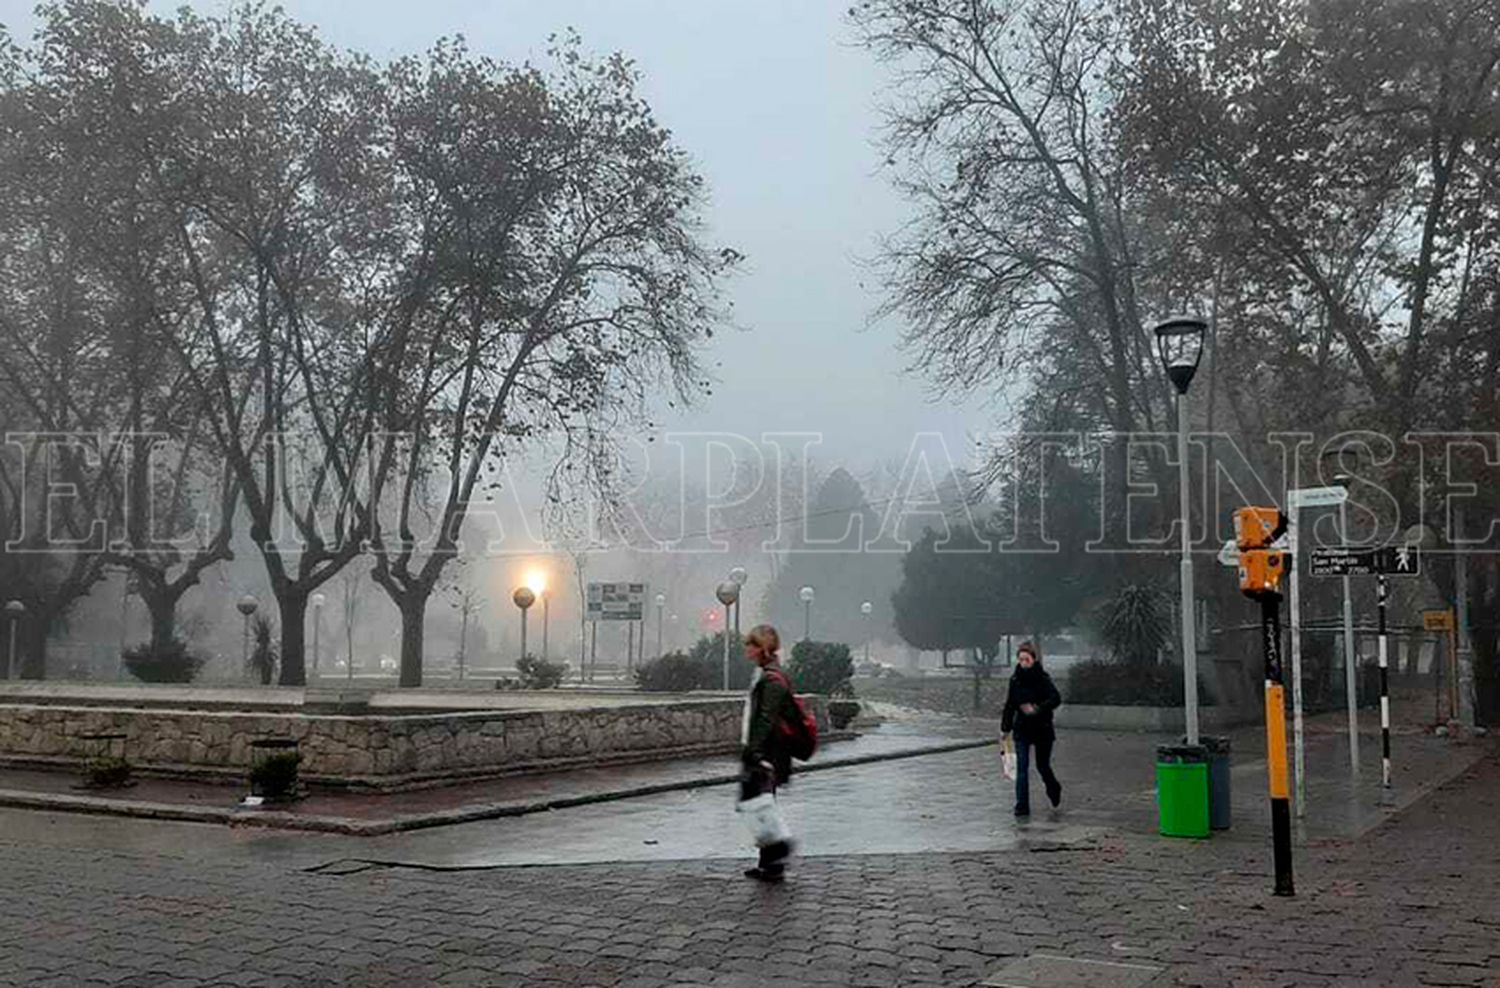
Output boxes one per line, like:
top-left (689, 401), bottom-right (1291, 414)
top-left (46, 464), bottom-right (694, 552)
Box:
top-left (1423, 609), bottom-right (1455, 632)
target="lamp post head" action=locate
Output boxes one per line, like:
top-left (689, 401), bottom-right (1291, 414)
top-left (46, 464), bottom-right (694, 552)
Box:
top-left (311, 593), bottom-right (326, 610)
top-left (799, 585), bottom-right (815, 604)
top-left (861, 601), bottom-right (873, 616)
top-left (512, 586), bottom-right (536, 610)
top-left (1153, 316), bottom-right (1207, 395)
top-left (655, 593), bottom-right (666, 607)
top-left (236, 595), bottom-right (258, 617)
top-left (4, 600), bottom-right (24, 617)
top-left (728, 566), bottom-right (747, 586)
top-left (715, 581), bottom-right (740, 606)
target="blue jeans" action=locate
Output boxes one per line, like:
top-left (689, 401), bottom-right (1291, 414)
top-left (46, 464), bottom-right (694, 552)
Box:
top-left (1014, 734), bottom-right (1060, 814)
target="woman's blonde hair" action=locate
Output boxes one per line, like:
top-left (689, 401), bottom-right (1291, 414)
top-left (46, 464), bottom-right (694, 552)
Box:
top-left (746, 624), bottom-right (781, 658)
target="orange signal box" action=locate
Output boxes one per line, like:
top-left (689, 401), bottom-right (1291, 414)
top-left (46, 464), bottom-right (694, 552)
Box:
top-left (1234, 506), bottom-right (1286, 550)
top-left (1239, 548), bottom-right (1288, 599)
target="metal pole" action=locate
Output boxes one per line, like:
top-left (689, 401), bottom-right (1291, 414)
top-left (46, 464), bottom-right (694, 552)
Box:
top-left (723, 604), bottom-right (732, 690)
top-left (733, 600), bottom-right (741, 641)
top-left (1287, 506), bottom-right (1306, 817)
top-left (1455, 503), bottom-right (1475, 728)
top-left (1261, 597), bottom-right (1294, 897)
top-left (1340, 499), bottom-right (1360, 774)
top-left (520, 609), bottom-right (528, 664)
top-left (589, 619), bottom-right (597, 683)
top-left (1377, 574), bottom-right (1391, 791)
top-left (1176, 392), bottom-right (1200, 745)
top-left (242, 614), bottom-right (252, 676)
top-left (542, 595), bottom-right (550, 662)
top-left (313, 612), bottom-right (321, 677)
top-left (6, 619), bottom-right (15, 680)
top-left (803, 600), bottom-right (811, 642)
top-left (657, 603), bottom-right (664, 658)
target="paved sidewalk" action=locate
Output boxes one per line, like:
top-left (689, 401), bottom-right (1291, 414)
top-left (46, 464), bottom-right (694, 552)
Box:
top-left (0, 745), bottom-right (1496, 986)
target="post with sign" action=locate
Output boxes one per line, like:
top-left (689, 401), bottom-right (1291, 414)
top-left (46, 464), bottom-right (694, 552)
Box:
top-left (1284, 485), bottom-right (1348, 816)
top-left (1235, 506), bottom-right (1293, 896)
top-left (1376, 575), bottom-right (1391, 791)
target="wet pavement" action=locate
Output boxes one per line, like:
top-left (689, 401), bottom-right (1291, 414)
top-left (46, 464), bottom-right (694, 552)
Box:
top-left (0, 695), bottom-right (1494, 986)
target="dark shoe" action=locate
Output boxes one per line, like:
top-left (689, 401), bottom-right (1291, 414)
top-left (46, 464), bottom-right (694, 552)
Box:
top-left (743, 866), bottom-right (785, 883)
top-left (1047, 783), bottom-right (1062, 808)
top-left (1014, 806), bottom-right (1030, 818)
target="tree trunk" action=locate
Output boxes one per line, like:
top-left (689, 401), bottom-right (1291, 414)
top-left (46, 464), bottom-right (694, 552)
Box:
top-left (276, 591), bottom-right (308, 686)
top-left (138, 582), bottom-right (180, 651)
top-left (398, 593), bottom-right (427, 688)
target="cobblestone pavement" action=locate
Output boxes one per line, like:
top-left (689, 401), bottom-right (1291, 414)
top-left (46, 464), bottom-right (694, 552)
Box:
top-left (1, 742), bottom-right (1497, 987)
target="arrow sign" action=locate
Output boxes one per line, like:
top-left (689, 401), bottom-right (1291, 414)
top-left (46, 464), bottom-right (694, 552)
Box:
top-left (1218, 539), bottom-right (1239, 567)
top-left (1287, 486), bottom-right (1349, 509)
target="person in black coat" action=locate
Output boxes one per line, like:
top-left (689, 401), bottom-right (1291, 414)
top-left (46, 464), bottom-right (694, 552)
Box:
top-left (1001, 641), bottom-right (1063, 817)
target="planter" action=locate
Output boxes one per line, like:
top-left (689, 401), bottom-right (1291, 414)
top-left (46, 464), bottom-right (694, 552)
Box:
top-left (248, 739), bottom-right (302, 802)
top-left (827, 700), bottom-right (860, 730)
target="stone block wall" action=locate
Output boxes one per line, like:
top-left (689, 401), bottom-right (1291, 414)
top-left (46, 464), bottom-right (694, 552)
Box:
top-left (0, 697), bottom-right (767, 788)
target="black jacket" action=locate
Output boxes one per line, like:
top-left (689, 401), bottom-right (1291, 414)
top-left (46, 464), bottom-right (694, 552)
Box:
top-left (743, 664), bottom-right (796, 787)
top-left (1001, 663), bottom-right (1062, 742)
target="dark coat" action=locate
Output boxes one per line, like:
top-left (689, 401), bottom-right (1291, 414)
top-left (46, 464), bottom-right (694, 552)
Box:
top-left (743, 664), bottom-right (796, 787)
top-left (1001, 663), bottom-right (1062, 742)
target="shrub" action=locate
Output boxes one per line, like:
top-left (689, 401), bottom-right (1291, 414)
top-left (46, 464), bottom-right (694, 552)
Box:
top-left (1065, 658), bottom-right (1216, 707)
top-left (249, 751), bottom-right (302, 801)
top-left (635, 651), bottom-right (708, 692)
top-left (787, 641), bottom-right (855, 697)
top-left (516, 654), bottom-right (568, 689)
top-left (122, 640), bottom-right (205, 684)
top-left (634, 632), bottom-right (756, 692)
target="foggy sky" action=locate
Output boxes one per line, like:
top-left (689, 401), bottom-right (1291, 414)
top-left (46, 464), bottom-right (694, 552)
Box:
top-left (0, 0), bottom-right (997, 471)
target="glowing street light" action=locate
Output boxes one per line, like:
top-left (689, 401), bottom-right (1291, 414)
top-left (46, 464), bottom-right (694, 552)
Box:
top-left (799, 585), bottom-right (815, 641)
top-left (512, 585), bottom-right (537, 666)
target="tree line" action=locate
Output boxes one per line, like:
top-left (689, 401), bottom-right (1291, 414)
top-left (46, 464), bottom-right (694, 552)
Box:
top-left (0, 1), bottom-right (735, 685)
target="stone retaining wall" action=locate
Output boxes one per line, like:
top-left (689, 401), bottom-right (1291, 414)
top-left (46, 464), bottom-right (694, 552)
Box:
top-left (0, 696), bottom-right (790, 789)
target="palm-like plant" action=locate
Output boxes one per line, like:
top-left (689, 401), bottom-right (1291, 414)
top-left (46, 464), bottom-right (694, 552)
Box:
top-left (1096, 585), bottom-right (1171, 666)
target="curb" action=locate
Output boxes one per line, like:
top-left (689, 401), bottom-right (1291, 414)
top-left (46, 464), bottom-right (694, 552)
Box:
top-left (0, 737), bottom-right (996, 837)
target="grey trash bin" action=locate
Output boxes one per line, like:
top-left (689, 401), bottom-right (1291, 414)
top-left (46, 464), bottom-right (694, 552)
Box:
top-left (1202, 735), bottom-right (1232, 830)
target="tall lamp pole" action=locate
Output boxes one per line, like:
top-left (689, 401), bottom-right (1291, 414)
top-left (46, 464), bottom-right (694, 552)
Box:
top-left (799, 586), bottom-right (815, 642)
top-left (236, 595), bottom-right (259, 680)
top-left (311, 593), bottom-right (326, 678)
top-left (513, 586), bottom-right (536, 667)
top-left (716, 581), bottom-right (740, 690)
top-left (861, 601), bottom-right (873, 665)
top-left (1154, 316), bottom-right (1207, 746)
top-left (655, 593), bottom-right (666, 658)
top-left (728, 567), bottom-right (747, 641)
top-left (4, 600), bottom-right (25, 680)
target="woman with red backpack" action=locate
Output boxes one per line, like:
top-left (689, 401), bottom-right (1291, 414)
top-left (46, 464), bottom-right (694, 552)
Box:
top-left (738, 624), bottom-right (814, 882)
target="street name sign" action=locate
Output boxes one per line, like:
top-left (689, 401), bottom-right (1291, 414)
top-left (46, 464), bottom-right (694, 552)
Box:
top-left (1287, 486), bottom-right (1349, 509)
top-left (1309, 546), bottom-right (1421, 578)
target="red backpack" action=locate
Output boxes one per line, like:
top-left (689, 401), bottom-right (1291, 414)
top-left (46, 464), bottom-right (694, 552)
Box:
top-left (764, 668), bottom-right (818, 761)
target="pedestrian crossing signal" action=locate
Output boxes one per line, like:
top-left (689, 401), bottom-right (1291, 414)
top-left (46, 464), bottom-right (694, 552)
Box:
top-left (1238, 548), bottom-right (1287, 600)
top-left (1234, 506), bottom-right (1286, 550)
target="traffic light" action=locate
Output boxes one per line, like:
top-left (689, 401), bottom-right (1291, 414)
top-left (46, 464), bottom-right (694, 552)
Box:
top-left (1238, 548), bottom-right (1287, 599)
top-left (1234, 506), bottom-right (1285, 549)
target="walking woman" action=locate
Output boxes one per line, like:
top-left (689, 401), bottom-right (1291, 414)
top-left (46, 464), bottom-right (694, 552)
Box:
top-left (740, 624), bottom-right (796, 881)
top-left (1001, 641), bottom-right (1063, 817)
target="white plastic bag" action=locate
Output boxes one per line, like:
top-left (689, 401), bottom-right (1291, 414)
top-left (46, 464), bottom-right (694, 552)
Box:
top-left (736, 792), bottom-right (791, 847)
top-left (1001, 736), bottom-right (1017, 781)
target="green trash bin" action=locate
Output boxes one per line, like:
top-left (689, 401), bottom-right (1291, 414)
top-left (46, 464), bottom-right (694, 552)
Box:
top-left (1156, 743), bottom-right (1210, 838)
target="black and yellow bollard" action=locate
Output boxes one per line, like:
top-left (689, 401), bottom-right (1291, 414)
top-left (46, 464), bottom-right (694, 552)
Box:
top-left (1235, 506), bottom-right (1294, 897)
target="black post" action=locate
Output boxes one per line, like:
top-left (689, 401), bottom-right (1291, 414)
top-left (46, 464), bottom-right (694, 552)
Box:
top-left (1261, 597), bottom-right (1294, 897)
top-left (1378, 574), bottom-right (1391, 790)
